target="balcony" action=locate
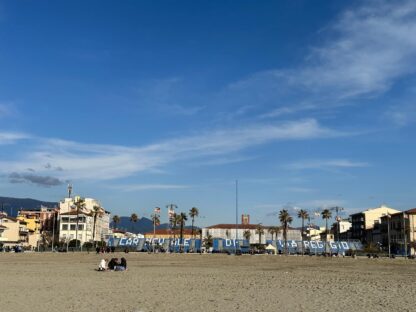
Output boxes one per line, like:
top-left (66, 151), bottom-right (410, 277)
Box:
top-left (19, 228), bottom-right (29, 235)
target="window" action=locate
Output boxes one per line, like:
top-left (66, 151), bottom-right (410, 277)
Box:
top-left (70, 224), bottom-right (76, 231)
top-left (62, 224), bottom-right (68, 231)
top-left (78, 224), bottom-right (83, 231)
top-left (61, 217), bottom-right (69, 222)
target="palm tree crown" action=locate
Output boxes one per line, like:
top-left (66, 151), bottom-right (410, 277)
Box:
top-left (255, 224), bottom-right (265, 244)
top-left (112, 215), bottom-right (120, 229)
top-left (178, 212), bottom-right (188, 251)
top-left (91, 205), bottom-right (103, 244)
top-left (243, 230), bottom-right (251, 241)
top-left (321, 209), bottom-right (332, 233)
top-left (130, 213), bottom-right (139, 233)
top-left (279, 209), bottom-right (293, 254)
top-left (189, 207), bottom-right (199, 238)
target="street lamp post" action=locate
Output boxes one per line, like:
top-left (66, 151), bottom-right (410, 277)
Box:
top-left (387, 214), bottom-right (391, 258)
top-left (403, 212), bottom-right (408, 259)
top-left (166, 204), bottom-right (177, 252)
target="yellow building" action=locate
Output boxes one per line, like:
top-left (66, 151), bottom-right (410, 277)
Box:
top-left (144, 229), bottom-right (193, 239)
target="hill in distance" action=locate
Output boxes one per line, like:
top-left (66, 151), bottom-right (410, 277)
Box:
top-left (0, 196), bottom-right (58, 217)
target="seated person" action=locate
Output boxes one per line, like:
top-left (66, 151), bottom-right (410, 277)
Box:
top-left (98, 259), bottom-right (107, 271)
top-left (115, 257), bottom-right (127, 271)
top-left (107, 258), bottom-right (118, 270)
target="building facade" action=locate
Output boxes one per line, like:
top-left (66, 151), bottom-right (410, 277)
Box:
top-left (202, 224), bottom-right (301, 244)
top-left (58, 197), bottom-right (111, 246)
top-left (350, 205), bottom-right (400, 244)
top-left (0, 213), bottom-right (30, 247)
top-left (380, 208), bottom-right (416, 256)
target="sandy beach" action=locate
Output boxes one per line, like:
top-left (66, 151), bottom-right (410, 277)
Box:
top-left (0, 252), bottom-right (415, 312)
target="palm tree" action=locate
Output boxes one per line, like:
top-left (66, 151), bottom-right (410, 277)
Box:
top-left (189, 207), bottom-right (199, 238)
top-left (130, 213), bottom-right (139, 233)
top-left (243, 229), bottom-right (251, 242)
top-left (112, 215), bottom-right (120, 230)
top-left (203, 234), bottom-right (213, 249)
top-left (279, 209), bottom-right (293, 255)
top-left (255, 224), bottom-right (265, 244)
top-left (172, 213), bottom-right (181, 247)
top-left (268, 227), bottom-right (276, 241)
top-left (178, 212), bottom-right (188, 252)
top-left (198, 228), bottom-right (203, 253)
top-left (91, 205), bottom-right (102, 246)
top-left (321, 209), bottom-right (332, 236)
top-left (72, 197), bottom-right (85, 250)
top-left (297, 209), bottom-right (309, 255)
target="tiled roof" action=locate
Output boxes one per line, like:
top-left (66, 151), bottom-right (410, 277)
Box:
top-left (406, 208), bottom-right (416, 214)
top-left (205, 224), bottom-right (298, 230)
top-left (206, 224), bottom-right (260, 230)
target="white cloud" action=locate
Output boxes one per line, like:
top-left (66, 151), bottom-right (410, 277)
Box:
top-left (0, 102), bottom-right (17, 118)
top-left (0, 119), bottom-right (343, 183)
top-left (0, 132), bottom-right (29, 145)
top-left (384, 103), bottom-right (416, 126)
top-left (286, 159), bottom-right (369, 170)
top-left (227, 0), bottom-right (416, 120)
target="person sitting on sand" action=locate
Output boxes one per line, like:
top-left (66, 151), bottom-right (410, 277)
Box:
top-left (108, 258), bottom-right (118, 270)
top-left (114, 257), bottom-right (127, 271)
top-left (98, 259), bottom-right (107, 271)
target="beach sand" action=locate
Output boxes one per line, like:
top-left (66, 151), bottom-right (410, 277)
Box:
top-left (0, 252), bottom-right (415, 312)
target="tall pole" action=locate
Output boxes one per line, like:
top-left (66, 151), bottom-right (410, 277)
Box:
top-left (403, 212), bottom-right (407, 258)
top-left (153, 214), bottom-right (156, 254)
top-left (51, 210), bottom-right (55, 251)
top-left (235, 180), bottom-right (238, 253)
top-left (387, 214), bottom-right (391, 258)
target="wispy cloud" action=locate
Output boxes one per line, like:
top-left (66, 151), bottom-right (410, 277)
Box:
top-left (136, 77), bottom-right (205, 116)
top-left (0, 131), bottom-right (29, 145)
top-left (226, 0), bottom-right (416, 120)
top-left (0, 102), bottom-right (18, 118)
top-left (384, 102), bottom-right (416, 126)
top-left (0, 119), bottom-right (343, 184)
top-left (286, 159), bottom-right (369, 170)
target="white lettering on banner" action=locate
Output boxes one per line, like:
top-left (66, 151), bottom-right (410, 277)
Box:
top-left (341, 242), bottom-right (349, 249)
top-left (330, 242), bottom-right (337, 249)
top-left (291, 241), bottom-right (298, 248)
top-left (317, 242), bottom-right (323, 248)
top-left (119, 238), bottom-right (126, 246)
top-left (310, 241), bottom-right (317, 249)
top-left (225, 239), bottom-right (232, 247)
top-left (133, 238), bottom-right (139, 245)
top-left (184, 239), bottom-right (190, 246)
top-left (126, 238), bottom-right (132, 245)
top-left (303, 241), bottom-right (310, 249)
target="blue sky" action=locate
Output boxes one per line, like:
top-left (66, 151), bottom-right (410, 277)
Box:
top-left (1, 0), bottom-right (416, 227)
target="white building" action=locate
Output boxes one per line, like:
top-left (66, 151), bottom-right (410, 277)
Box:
top-left (58, 197), bottom-right (110, 245)
top-left (202, 224), bottom-right (301, 244)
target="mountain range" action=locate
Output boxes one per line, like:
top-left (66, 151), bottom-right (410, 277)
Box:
top-left (0, 196), bottom-right (57, 217)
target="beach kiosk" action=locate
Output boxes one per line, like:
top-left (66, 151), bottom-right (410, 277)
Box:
top-left (266, 244), bottom-right (277, 255)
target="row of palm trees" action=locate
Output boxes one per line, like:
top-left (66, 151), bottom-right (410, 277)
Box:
top-left (241, 208), bottom-right (333, 254)
top-left (110, 206), bottom-right (200, 243)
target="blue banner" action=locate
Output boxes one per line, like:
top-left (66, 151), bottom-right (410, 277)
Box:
top-left (106, 237), bottom-right (362, 253)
